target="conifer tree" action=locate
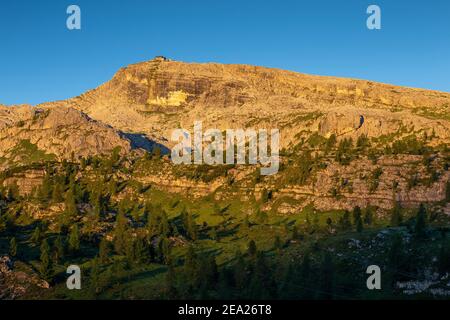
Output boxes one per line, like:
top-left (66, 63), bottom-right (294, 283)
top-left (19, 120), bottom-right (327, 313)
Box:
top-left (165, 260), bottom-right (177, 299)
top-left (65, 187), bottom-right (78, 217)
top-left (9, 237), bottom-right (17, 257)
top-left (292, 225), bottom-right (299, 240)
top-left (206, 255), bottom-right (219, 287)
top-left (38, 174), bottom-right (53, 202)
top-left (274, 235), bottom-right (283, 252)
top-left (390, 202), bottom-right (403, 226)
top-left (134, 236), bottom-right (149, 264)
top-left (353, 206), bottom-right (363, 233)
top-left (299, 253), bottom-right (312, 299)
top-left (438, 244), bottom-right (450, 276)
top-left (339, 211), bottom-right (352, 231)
top-left (159, 211), bottom-right (171, 237)
top-left (30, 226), bottom-right (41, 245)
top-left (89, 257), bottom-right (100, 295)
top-left (318, 252), bottom-right (334, 299)
top-left (364, 207), bottom-right (374, 225)
top-left (326, 217), bottom-right (333, 233)
top-left (387, 234), bottom-right (405, 287)
top-left (99, 237), bottom-right (111, 265)
top-left (247, 240), bottom-right (257, 257)
top-left (68, 224), bottom-right (80, 253)
top-left (184, 245), bottom-right (198, 287)
top-left (159, 237), bottom-right (171, 265)
top-left (125, 236), bottom-right (136, 268)
top-left (114, 211), bottom-right (128, 254)
top-left (51, 183), bottom-right (64, 203)
top-left (54, 235), bottom-right (65, 263)
top-left (414, 204), bottom-right (427, 238)
top-left (233, 250), bottom-right (247, 290)
top-left (40, 239), bottom-right (53, 281)
top-left (183, 211), bottom-right (198, 241)
top-left (242, 215), bottom-right (250, 233)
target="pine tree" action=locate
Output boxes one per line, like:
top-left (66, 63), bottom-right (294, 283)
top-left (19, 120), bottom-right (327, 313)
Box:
top-left (142, 201), bottom-right (152, 223)
top-left (147, 205), bottom-right (159, 236)
top-left (251, 252), bottom-right (274, 299)
top-left (387, 234), bottom-right (404, 286)
top-left (233, 250), bottom-right (247, 290)
top-left (184, 245), bottom-right (198, 288)
top-left (40, 239), bottom-right (52, 281)
top-left (38, 174), bottom-right (53, 202)
top-left (305, 212), bottom-right (312, 231)
top-left (364, 207), bottom-right (374, 225)
top-left (165, 260), bottom-right (177, 299)
top-left (242, 215), bottom-right (250, 233)
top-left (54, 235), bottom-right (65, 263)
top-left (356, 216), bottom-right (363, 233)
top-left (99, 237), bottom-right (111, 264)
top-left (339, 210), bottom-right (352, 231)
top-left (414, 204), bottom-right (427, 238)
top-left (64, 186), bottom-right (78, 217)
top-left (51, 182), bottom-right (64, 203)
top-left (353, 206), bottom-right (363, 233)
top-left (278, 263), bottom-right (297, 299)
top-left (114, 211), bottom-right (128, 254)
top-left (159, 237), bottom-right (171, 265)
top-left (274, 235), bottom-right (283, 252)
top-left (159, 211), bottom-right (171, 237)
top-left (247, 240), bottom-right (257, 257)
top-left (261, 189), bottom-right (269, 203)
top-left (438, 244), bottom-right (450, 276)
top-left (318, 252), bottom-right (334, 299)
top-left (299, 253), bottom-right (312, 299)
top-left (446, 180), bottom-right (450, 202)
top-left (30, 226), bottom-right (41, 245)
top-left (185, 212), bottom-right (198, 241)
top-left (91, 190), bottom-right (105, 221)
top-left (205, 255), bottom-right (219, 287)
top-left (125, 236), bottom-right (136, 268)
top-left (291, 225), bottom-right (299, 240)
top-left (390, 202), bottom-right (403, 226)
top-left (326, 217), bottom-right (333, 233)
top-left (135, 236), bottom-right (149, 264)
top-left (209, 226), bottom-right (218, 241)
top-left (89, 257), bottom-right (101, 295)
top-left (9, 237), bottom-right (17, 257)
top-left (68, 225), bottom-right (80, 253)
top-left (256, 209), bottom-right (268, 224)
top-left (325, 134), bottom-right (337, 154)
top-left (131, 204), bottom-right (141, 222)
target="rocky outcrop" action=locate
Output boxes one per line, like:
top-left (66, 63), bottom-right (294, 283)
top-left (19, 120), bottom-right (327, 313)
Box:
top-left (0, 256), bottom-right (49, 299)
top-left (2, 169), bottom-right (45, 195)
top-left (0, 105), bottom-right (133, 167)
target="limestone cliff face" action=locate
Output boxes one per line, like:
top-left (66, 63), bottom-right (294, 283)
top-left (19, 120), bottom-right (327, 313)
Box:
top-left (40, 57), bottom-right (450, 148)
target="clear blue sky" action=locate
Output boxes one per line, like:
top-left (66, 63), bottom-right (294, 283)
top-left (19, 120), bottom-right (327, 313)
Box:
top-left (1, 0), bottom-right (449, 105)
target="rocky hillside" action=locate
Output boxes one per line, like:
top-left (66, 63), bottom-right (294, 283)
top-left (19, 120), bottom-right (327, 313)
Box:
top-left (40, 57), bottom-right (450, 149)
top-left (0, 105), bottom-right (133, 168)
top-left (0, 256), bottom-right (48, 299)
top-left (2, 57), bottom-right (448, 213)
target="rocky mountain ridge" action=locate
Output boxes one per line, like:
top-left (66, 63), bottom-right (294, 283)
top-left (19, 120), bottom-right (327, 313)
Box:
top-left (40, 57), bottom-right (450, 149)
top-left (1, 57), bottom-right (449, 214)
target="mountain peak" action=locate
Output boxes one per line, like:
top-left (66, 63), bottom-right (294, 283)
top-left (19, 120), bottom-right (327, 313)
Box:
top-left (37, 59), bottom-right (450, 150)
